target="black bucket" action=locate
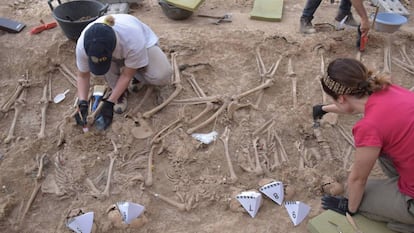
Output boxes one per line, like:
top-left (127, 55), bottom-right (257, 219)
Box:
top-left (48, 0), bottom-right (108, 40)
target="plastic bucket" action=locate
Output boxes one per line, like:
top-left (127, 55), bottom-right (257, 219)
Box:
top-left (48, 0), bottom-right (108, 40)
top-left (158, 0), bottom-right (193, 20)
top-left (374, 12), bottom-right (407, 33)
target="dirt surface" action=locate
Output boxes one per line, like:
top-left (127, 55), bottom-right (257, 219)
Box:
top-left (1, 0), bottom-right (414, 232)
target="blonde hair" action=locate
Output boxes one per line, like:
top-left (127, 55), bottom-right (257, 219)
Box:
top-left (103, 15), bottom-right (115, 26)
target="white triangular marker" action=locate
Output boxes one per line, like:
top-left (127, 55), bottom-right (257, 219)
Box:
top-left (236, 191), bottom-right (262, 218)
top-left (66, 212), bottom-right (94, 233)
top-left (284, 201), bottom-right (311, 226)
top-left (116, 201), bottom-right (145, 224)
top-left (259, 181), bottom-right (284, 205)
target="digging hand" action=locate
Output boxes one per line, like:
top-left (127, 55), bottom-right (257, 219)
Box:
top-left (95, 100), bottom-right (114, 131)
top-left (75, 100), bottom-right (89, 126)
top-left (313, 104), bottom-right (327, 121)
top-left (321, 195), bottom-right (357, 216)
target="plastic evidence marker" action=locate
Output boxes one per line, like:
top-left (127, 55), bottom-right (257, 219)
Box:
top-left (66, 212), bottom-right (94, 233)
top-left (236, 191), bottom-right (262, 218)
top-left (116, 201), bottom-right (145, 224)
top-left (259, 181), bottom-right (284, 205)
top-left (284, 201), bottom-right (311, 226)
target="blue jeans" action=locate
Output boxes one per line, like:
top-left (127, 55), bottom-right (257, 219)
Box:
top-left (301, 0), bottom-right (352, 21)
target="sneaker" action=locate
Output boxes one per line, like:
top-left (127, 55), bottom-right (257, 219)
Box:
top-left (128, 78), bottom-right (145, 93)
top-left (335, 12), bottom-right (358, 27)
top-left (300, 18), bottom-right (316, 34)
top-left (114, 92), bottom-right (128, 114)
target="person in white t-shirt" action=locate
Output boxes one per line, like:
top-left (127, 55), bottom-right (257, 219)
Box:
top-left (75, 14), bottom-right (172, 130)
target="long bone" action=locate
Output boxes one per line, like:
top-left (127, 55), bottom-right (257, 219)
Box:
top-left (4, 80), bottom-right (27, 144)
top-left (254, 48), bottom-right (281, 109)
top-left (38, 82), bottom-right (49, 139)
top-left (86, 139), bottom-right (118, 198)
top-left (148, 190), bottom-right (188, 211)
top-left (400, 44), bottom-right (413, 66)
top-left (219, 127), bottom-right (238, 183)
top-left (383, 36), bottom-right (392, 74)
top-left (19, 154), bottom-right (46, 227)
top-left (57, 65), bottom-right (77, 87)
top-left (143, 53), bottom-right (183, 118)
top-left (145, 145), bottom-right (157, 187)
top-left (102, 139), bottom-right (118, 197)
top-left (231, 79), bottom-right (273, 101)
top-left (183, 71), bottom-right (215, 124)
top-left (125, 86), bottom-right (154, 118)
top-left (287, 58), bottom-right (298, 109)
top-left (252, 137), bottom-right (264, 175)
top-left (1, 78), bottom-right (30, 113)
top-left (392, 58), bottom-right (414, 75)
top-left (151, 118), bottom-right (182, 144)
top-left (186, 99), bottom-right (229, 134)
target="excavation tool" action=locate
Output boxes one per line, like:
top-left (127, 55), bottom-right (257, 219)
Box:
top-left (30, 20), bottom-right (57, 34)
top-left (53, 89), bottom-right (69, 103)
top-left (197, 13), bottom-right (232, 25)
top-left (346, 212), bottom-right (363, 233)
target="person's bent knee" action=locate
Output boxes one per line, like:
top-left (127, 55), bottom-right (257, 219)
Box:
top-left (146, 67), bottom-right (173, 86)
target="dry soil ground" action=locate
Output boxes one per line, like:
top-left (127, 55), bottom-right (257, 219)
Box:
top-left (0, 0), bottom-right (414, 232)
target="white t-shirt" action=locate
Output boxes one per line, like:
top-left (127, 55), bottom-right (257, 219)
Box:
top-left (76, 14), bottom-right (159, 73)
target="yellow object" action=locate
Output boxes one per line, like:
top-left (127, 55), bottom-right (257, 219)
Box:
top-left (250, 0), bottom-right (283, 22)
top-left (307, 210), bottom-right (397, 233)
top-left (165, 0), bottom-right (204, 12)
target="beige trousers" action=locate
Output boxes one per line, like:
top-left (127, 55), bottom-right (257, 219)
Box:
top-left (359, 155), bottom-right (414, 232)
top-left (104, 45), bottom-right (172, 89)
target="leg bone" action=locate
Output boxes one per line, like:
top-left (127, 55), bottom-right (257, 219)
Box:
top-left (219, 127), bottom-right (238, 183)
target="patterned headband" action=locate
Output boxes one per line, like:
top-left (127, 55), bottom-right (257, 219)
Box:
top-left (321, 75), bottom-right (357, 95)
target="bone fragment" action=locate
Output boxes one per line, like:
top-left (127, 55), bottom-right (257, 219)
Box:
top-left (38, 82), bottom-right (49, 139)
top-left (253, 118), bottom-right (274, 137)
top-left (126, 86), bottom-right (153, 118)
top-left (143, 53), bottom-right (182, 118)
top-left (219, 127), bottom-right (238, 183)
top-left (48, 75), bottom-right (52, 102)
top-left (334, 124), bottom-right (355, 148)
top-left (4, 82), bottom-right (27, 143)
top-left (400, 44), bottom-right (413, 66)
top-left (383, 36), bottom-right (392, 74)
top-left (273, 130), bottom-right (289, 162)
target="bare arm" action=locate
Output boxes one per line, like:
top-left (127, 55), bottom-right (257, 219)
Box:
top-left (351, 0), bottom-right (370, 35)
top-left (107, 66), bottom-right (136, 103)
top-left (77, 71), bottom-right (91, 101)
top-left (347, 146), bottom-right (380, 212)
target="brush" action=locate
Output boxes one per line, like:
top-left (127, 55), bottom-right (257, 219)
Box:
top-left (91, 85), bottom-right (107, 112)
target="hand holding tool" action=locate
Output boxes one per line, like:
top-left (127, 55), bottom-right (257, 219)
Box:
top-left (91, 85), bottom-right (106, 112)
top-left (30, 20), bottom-right (57, 34)
top-left (75, 100), bottom-right (89, 132)
top-left (321, 195), bottom-right (355, 215)
top-left (95, 100), bottom-right (114, 131)
top-left (356, 25), bottom-right (368, 52)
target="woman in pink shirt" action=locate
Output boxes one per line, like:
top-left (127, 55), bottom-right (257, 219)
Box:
top-left (315, 58), bottom-right (414, 232)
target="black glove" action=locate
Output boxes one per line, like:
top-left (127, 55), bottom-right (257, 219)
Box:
top-left (313, 104), bottom-right (327, 121)
top-left (75, 100), bottom-right (89, 126)
top-left (95, 100), bottom-right (114, 131)
top-left (321, 195), bottom-right (357, 216)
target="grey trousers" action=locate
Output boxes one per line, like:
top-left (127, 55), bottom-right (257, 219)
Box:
top-left (104, 45), bottom-right (172, 89)
top-left (359, 155), bottom-right (414, 232)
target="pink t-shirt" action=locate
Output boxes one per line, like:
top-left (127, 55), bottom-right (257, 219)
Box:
top-left (353, 84), bottom-right (414, 198)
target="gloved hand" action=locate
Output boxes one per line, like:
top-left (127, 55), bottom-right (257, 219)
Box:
top-left (74, 100), bottom-right (89, 126)
top-left (95, 100), bottom-right (114, 131)
top-left (313, 104), bottom-right (327, 121)
top-left (321, 195), bottom-right (356, 216)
